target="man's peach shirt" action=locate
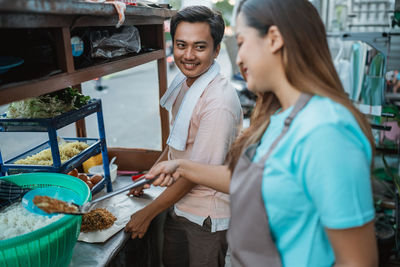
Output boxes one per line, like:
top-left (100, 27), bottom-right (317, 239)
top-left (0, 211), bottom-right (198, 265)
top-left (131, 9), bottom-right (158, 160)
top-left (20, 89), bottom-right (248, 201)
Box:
top-left (169, 74), bottom-right (242, 224)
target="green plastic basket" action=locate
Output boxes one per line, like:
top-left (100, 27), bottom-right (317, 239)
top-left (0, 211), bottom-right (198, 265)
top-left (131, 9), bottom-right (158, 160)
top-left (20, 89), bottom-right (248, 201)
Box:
top-left (0, 173), bottom-right (91, 267)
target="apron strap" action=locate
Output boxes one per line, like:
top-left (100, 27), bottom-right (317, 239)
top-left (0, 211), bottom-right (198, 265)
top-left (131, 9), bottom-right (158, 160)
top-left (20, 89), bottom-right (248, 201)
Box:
top-left (258, 93), bottom-right (312, 164)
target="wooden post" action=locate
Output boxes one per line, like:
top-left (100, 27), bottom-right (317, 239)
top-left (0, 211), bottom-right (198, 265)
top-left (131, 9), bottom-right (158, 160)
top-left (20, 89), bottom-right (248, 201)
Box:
top-left (156, 23), bottom-right (170, 150)
top-left (55, 28), bottom-right (86, 137)
top-left (54, 27), bottom-right (75, 73)
top-left (74, 84), bottom-right (87, 137)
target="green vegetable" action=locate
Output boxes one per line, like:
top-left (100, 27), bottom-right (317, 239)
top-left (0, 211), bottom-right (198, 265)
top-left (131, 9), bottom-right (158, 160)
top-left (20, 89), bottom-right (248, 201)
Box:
top-left (7, 87), bottom-right (90, 118)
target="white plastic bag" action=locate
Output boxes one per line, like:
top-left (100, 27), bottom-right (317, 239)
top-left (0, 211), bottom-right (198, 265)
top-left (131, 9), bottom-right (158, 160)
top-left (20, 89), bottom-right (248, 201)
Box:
top-left (90, 26), bottom-right (141, 59)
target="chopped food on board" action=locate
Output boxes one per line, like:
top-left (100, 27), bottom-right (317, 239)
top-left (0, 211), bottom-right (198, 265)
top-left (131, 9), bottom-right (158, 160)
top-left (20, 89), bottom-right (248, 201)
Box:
top-left (81, 208), bottom-right (116, 232)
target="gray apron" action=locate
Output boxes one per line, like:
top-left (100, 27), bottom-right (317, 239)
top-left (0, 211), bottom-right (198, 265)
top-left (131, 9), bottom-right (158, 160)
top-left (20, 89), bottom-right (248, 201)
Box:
top-left (228, 93), bottom-right (312, 267)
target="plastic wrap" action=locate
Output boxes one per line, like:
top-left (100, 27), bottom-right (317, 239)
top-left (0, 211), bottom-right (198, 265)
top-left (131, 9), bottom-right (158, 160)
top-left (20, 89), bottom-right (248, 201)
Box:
top-left (90, 26), bottom-right (141, 59)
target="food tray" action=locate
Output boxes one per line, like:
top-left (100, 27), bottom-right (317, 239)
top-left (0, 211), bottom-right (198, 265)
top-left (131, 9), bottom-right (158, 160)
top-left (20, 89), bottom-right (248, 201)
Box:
top-left (0, 99), bottom-right (101, 132)
top-left (1, 137), bottom-right (103, 174)
top-left (0, 173), bottom-right (91, 267)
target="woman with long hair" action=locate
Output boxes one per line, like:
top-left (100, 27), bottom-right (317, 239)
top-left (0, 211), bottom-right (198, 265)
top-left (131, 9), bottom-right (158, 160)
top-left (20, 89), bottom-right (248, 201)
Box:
top-left (145, 0), bottom-right (378, 266)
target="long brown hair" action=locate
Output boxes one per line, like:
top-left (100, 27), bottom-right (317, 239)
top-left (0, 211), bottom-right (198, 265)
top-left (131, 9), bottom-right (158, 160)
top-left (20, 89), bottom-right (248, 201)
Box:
top-left (226, 0), bottom-right (374, 171)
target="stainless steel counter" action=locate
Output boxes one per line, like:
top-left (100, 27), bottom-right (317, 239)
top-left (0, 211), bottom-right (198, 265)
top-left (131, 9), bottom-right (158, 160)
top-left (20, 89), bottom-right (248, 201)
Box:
top-left (69, 175), bottom-right (165, 267)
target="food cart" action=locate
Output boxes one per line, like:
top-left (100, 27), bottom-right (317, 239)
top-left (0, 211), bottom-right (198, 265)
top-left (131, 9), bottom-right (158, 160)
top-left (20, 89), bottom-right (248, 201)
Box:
top-left (0, 1), bottom-right (176, 265)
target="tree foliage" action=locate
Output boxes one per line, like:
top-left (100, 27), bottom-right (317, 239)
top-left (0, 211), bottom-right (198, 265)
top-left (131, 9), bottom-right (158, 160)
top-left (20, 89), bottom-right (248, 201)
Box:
top-left (213, 0), bottom-right (234, 26)
top-left (169, 0), bottom-right (182, 10)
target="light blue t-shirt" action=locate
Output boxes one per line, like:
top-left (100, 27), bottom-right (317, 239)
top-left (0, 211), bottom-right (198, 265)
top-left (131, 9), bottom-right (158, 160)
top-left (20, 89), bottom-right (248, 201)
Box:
top-left (253, 96), bottom-right (374, 267)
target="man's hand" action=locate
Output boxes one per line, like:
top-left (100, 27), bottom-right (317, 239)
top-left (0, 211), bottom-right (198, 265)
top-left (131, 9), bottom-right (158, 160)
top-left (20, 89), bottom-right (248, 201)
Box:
top-left (127, 184), bottom-right (150, 197)
top-left (124, 208), bottom-right (154, 239)
top-left (127, 147), bottom-right (170, 196)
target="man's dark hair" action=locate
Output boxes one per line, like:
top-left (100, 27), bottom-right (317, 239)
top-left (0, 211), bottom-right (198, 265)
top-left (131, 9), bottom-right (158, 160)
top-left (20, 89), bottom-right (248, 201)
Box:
top-left (170, 5), bottom-right (225, 51)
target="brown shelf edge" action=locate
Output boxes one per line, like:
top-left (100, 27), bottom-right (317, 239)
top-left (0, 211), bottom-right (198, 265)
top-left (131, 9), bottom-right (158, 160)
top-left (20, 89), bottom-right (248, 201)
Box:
top-left (0, 13), bottom-right (166, 28)
top-left (0, 49), bottom-right (165, 105)
top-left (108, 147), bottom-right (163, 171)
top-left (0, 2), bottom-right (176, 18)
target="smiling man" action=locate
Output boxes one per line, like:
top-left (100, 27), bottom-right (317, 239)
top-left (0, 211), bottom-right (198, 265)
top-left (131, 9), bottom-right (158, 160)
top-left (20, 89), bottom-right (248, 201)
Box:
top-left (125, 5), bottom-right (242, 267)
top-left (173, 21), bottom-right (219, 86)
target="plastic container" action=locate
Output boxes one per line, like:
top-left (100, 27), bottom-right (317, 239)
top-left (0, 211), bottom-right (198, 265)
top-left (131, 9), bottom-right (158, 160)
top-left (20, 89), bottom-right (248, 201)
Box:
top-left (89, 163), bottom-right (118, 183)
top-left (0, 173), bottom-right (91, 267)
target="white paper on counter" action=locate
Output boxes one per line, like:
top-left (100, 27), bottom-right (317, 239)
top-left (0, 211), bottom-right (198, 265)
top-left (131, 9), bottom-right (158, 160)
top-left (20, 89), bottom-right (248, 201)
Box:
top-left (78, 185), bottom-right (165, 243)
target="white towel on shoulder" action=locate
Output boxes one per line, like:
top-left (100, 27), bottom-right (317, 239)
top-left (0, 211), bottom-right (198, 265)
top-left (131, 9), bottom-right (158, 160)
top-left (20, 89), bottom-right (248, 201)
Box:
top-left (160, 62), bottom-right (220, 151)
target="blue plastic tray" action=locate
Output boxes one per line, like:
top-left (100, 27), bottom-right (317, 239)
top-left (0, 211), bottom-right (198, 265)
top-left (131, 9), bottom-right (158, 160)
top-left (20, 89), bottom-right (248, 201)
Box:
top-left (0, 99), bottom-right (101, 132)
top-left (2, 137), bottom-right (102, 173)
top-left (0, 97), bottom-right (112, 193)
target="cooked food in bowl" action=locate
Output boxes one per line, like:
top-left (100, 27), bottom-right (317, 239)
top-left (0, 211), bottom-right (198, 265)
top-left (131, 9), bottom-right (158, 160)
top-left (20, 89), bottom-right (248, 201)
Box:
top-left (89, 164), bottom-right (118, 182)
top-left (0, 173), bottom-right (91, 267)
top-left (0, 202), bottom-right (63, 240)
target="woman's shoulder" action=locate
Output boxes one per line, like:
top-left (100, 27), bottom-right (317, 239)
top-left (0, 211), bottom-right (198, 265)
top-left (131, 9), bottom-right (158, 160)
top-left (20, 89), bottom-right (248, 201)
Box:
top-left (292, 95), bottom-right (368, 145)
top-left (289, 95), bottom-right (372, 165)
top-left (300, 95), bottom-right (358, 127)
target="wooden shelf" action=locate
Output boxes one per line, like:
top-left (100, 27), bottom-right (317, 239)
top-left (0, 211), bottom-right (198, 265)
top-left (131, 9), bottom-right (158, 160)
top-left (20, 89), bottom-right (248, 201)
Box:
top-left (0, 50), bottom-right (164, 105)
top-left (0, 1), bottom-right (176, 28)
top-left (0, 1), bottom-right (175, 17)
